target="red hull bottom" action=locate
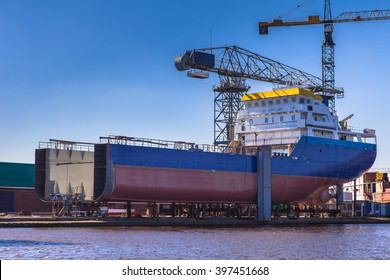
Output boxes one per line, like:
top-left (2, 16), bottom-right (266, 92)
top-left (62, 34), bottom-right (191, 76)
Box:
top-left (104, 165), bottom-right (341, 204)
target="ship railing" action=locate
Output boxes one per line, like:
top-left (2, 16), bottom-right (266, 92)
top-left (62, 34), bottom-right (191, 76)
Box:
top-left (38, 139), bottom-right (95, 152)
top-left (343, 126), bottom-right (376, 136)
top-left (99, 135), bottom-right (226, 153)
top-left (100, 135), bottom-right (285, 155)
top-left (40, 135), bottom-right (298, 155)
top-left (256, 136), bottom-right (299, 147)
top-left (100, 135), bottom-right (170, 148)
top-left (219, 146), bottom-right (266, 155)
top-left (243, 121), bottom-right (300, 131)
top-left (240, 104), bottom-right (305, 116)
top-left (238, 137), bottom-right (299, 156)
top-left (340, 126), bottom-right (377, 144)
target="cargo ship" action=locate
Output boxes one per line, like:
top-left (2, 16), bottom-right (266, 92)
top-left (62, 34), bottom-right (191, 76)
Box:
top-left (88, 87), bottom-right (376, 205)
top-left (35, 87), bottom-right (377, 205)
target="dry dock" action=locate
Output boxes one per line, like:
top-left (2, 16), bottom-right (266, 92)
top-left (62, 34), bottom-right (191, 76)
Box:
top-left (1, 216), bottom-right (390, 228)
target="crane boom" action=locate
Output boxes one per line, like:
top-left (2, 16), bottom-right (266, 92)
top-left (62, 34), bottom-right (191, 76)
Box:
top-left (332, 9), bottom-right (390, 22)
top-left (259, 9), bottom-right (390, 31)
top-left (175, 45), bottom-right (325, 145)
top-left (175, 45), bottom-right (322, 90)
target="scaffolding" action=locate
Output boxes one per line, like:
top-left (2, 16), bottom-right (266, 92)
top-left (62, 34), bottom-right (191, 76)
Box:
top-left (51, 186), bottom-right (83, 217)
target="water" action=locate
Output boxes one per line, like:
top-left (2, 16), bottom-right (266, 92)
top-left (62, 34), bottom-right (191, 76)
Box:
top-left (1, 224), bottom-right (390, 260)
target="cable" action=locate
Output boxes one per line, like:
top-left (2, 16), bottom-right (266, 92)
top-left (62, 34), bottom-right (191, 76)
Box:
top-left (276, 0), bottom-right (316, 19)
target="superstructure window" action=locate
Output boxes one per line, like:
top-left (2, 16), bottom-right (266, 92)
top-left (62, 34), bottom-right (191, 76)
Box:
top-left (280, 116), bottom-right (284, 122)
top-left (265, 117), bottom-right (269, 123)
top-left (283, 98), bottom-right (288, 104)
top-left (269, 100), bottom-right (273, 105)
top-left (292, 97), bottom-right (297, 103)
top-left (276, 100), bottom-right (281, 105)
top-left (262, 101), bottom-right (266, 106)
top-left (247, 103), bottom-right (252, 108)
top-left (299, 98), bottom-right (305, 104)
top-left (254, 102), bottom-right (259, 107)
top-left (292, 115), bottom-right (296, 121)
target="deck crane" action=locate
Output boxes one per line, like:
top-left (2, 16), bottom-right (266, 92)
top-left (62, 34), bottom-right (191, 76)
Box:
top-left (339, 113), bottom-right (354, 131)
top-left (259, 0), bottom-right (390, 113)
top-left (175, 45), bottom-right (322, 144)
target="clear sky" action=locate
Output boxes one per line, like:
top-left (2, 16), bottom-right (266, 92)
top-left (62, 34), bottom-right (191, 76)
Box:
top-left (0, 0), bottom-right (389, 167)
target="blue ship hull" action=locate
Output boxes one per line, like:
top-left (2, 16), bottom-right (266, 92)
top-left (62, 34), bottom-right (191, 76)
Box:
top-left (94, 136), bottom-right (376, 204)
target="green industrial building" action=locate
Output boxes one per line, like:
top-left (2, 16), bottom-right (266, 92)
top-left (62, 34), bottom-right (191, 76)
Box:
top-left (0, 162), bottom-right (50, 213)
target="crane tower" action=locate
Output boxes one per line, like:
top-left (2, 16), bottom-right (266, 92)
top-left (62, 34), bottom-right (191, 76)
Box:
top-left (259, 0), bottom-right (390, 113)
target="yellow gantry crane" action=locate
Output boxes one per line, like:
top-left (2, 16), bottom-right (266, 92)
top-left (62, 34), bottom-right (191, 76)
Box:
top-left (259, 0), bottom-right (390, 113)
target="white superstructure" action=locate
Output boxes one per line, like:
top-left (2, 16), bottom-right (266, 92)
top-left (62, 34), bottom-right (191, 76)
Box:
top-left (235, 87), bottom-right (375, 152)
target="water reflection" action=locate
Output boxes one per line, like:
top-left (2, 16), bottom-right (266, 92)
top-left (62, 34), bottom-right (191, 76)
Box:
top-left (1, 224), bottom-right (390, 260)
top-left (0, 240), bottom-right (74, 247)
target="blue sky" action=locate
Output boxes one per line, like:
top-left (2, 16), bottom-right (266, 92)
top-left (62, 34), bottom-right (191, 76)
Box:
top-left (0, 0), bottom-right (389, 167)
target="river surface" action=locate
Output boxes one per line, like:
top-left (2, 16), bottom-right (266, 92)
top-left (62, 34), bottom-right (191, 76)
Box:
top-left (1, 224), bottom-right (390, 260)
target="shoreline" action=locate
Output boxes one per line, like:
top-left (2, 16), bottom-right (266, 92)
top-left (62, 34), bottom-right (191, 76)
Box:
top-left (1, 216), bottom-right (390, 228)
